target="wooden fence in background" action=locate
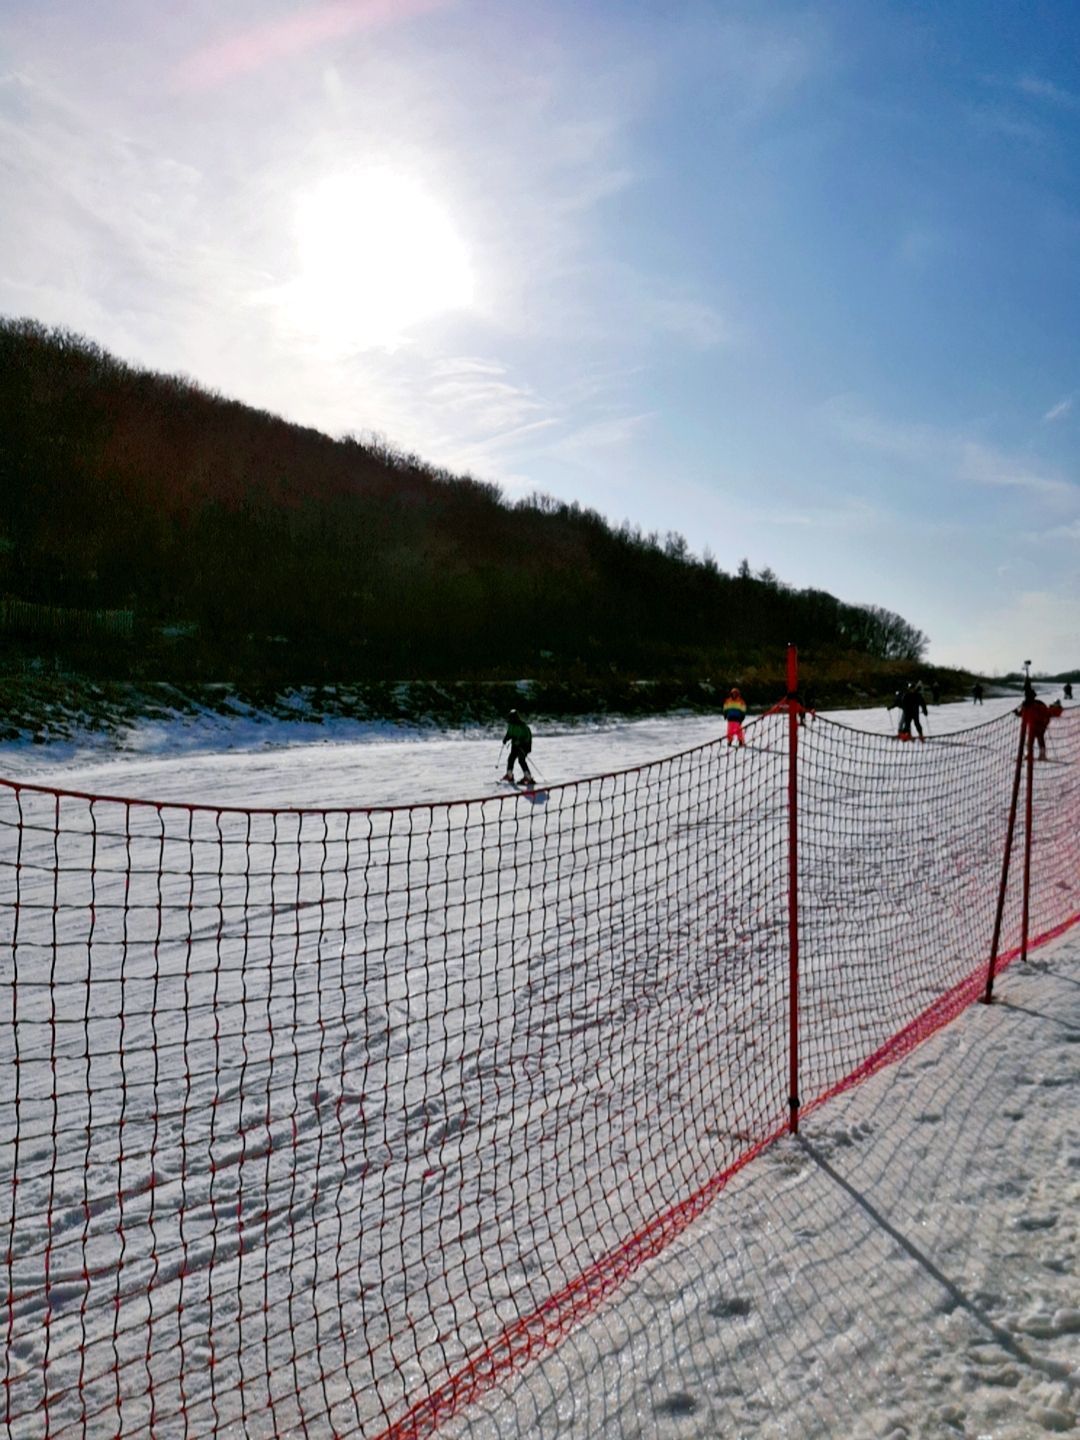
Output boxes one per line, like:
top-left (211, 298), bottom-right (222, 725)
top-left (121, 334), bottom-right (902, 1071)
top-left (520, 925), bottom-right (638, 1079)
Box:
top-left (0, 596), bottom-right (134, 640)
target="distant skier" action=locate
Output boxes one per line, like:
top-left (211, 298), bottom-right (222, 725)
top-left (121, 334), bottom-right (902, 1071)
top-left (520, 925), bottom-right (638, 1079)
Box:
top-left (1064, 681), bottom-right (1073, 701)
top-left (972, 682), bottom-right (984, 705)
top-left (723, 687), bottom-right (748, 747)
top-left (787, 687), bottom-right (810, 728)
top-left (1015, 695), bottom-right (1061, 761)
top-left (930, 680), bottom-right (941, 705)
top-left (897, 682), bottom-right (927, 741)
top-left (501, 709), bottom-right (534, 784)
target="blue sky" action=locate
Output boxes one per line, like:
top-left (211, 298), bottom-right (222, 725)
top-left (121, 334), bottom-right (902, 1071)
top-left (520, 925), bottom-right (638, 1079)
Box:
top-left (2, 0), bottom-right (1078, 674)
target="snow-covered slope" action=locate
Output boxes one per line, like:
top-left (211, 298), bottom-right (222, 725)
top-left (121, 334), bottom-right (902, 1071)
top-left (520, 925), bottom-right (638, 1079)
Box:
top-left (443, 932), bottom-right (1079, 1439)
top-left (1, 689), bottom-right (1074, 1439)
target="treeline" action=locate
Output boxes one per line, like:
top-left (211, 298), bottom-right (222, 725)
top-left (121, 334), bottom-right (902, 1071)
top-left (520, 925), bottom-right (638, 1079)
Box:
top-left (0, 317), bottom-right (927, 681)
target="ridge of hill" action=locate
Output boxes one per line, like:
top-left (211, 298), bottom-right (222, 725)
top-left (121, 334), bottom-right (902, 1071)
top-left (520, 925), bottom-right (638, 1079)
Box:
top-left (1, 662), bottom-right (991, 750)
top-left (1, 316), bottom-right (928, 690)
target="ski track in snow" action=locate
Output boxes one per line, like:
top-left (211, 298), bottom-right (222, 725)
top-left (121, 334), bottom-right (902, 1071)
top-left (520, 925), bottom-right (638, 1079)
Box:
top-left (1, 689), bottom-right (1077, 1439)
top-left (443, 944), bottom-right (1080, 1440)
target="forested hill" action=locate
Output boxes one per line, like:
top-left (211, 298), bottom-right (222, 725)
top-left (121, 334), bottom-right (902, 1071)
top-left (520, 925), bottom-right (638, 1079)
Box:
top-left (0, 317), bottom-right (927, 684)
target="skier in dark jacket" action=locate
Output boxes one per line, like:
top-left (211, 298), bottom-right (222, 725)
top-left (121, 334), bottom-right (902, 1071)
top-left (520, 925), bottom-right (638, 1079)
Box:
top-left (501, 709), bottom-right (534, 783)
top-left (897, 683), bottom-right (927, 741)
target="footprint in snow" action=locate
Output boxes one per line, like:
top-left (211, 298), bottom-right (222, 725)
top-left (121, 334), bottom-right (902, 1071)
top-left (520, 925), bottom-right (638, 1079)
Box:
top-left (654, 1391), bottom-right (698, 1417)
top-left (708, 1294), bottom-right (753, 1320)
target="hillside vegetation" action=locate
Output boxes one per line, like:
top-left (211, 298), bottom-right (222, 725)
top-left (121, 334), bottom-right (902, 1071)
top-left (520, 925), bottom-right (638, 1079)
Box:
top-left (1, 317), bottom-right (928, 694)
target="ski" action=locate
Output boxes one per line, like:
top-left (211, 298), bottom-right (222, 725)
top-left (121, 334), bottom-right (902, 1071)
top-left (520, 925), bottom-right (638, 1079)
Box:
top-left (496, 778), bottom-right (548, 797)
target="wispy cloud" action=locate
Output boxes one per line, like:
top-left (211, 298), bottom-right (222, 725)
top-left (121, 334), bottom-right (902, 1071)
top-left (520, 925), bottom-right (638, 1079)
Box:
top-left (1016, 73), bottom-right (1080, 110)
top-left (736, 495), bottom-right (888, 533)
top-left (968, 67), bottom-right (1080, 150)
top-left (964, 102), bottom-right (1048, 147)
top-left (641, 293), bottom-right (731, 349)
top-left (685, 12), bottom-right (832, 122)
top-left (318, 348), bottom-right (565, 487)
top-left (958, 442), bottom-right (1075, 501)
top-left (822, 398), bottom-right (940, 465)
top-left (1030, 519), bottom-right (1080, 542)
top-left (548, 412), bottom-right (653, 467)
top-left (423, 356), bottom-right (556, 455)
top-left (824, 397), bottom-right (1076, 505)
top-left (0, 72), bottom-right (248, 358)
top-left (173, 0), bottom-right (448, 90)
top-left (1043, 395), bottom-right (1074, 422)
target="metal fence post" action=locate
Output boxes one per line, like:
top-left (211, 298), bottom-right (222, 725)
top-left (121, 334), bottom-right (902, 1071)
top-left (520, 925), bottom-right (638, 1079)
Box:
top-left (786, 643), bottom-right (800, 1133)
top-left (983, 713), bottom-right (1027, 1002)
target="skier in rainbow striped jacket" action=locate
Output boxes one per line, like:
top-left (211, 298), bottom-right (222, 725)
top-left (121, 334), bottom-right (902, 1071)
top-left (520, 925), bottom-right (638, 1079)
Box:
top-left (723, 688), bottom-right (748, 747)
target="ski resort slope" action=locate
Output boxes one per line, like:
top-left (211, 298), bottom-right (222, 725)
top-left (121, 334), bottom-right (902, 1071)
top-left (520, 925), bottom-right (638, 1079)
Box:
top-left (0, 691), bottom-right (1047, 808)
top-left (1, 690), bottom-right (1075, 1439)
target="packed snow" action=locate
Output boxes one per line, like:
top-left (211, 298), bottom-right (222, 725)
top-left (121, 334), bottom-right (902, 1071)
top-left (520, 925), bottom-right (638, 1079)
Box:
top-left (0, 688), bottom-right (1054, 808)
top-left (1, 686), bottom-right (1076, 1440)
top-left (442, 932), bottom-right (1080, 1440)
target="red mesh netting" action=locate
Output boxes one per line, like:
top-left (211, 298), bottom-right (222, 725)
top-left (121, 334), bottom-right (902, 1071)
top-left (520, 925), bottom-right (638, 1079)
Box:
top-left (2, 706), bottom-right (1078, 1438)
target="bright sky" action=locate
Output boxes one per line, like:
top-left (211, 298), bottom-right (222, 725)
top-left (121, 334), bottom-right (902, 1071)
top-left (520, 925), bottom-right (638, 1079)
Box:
top-left (2, 1), bottom-right (1078, 675)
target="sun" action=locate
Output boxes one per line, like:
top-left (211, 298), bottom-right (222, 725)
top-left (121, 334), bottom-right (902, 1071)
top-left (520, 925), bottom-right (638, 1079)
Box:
top-left (288, 168), bottom-right (475, 349)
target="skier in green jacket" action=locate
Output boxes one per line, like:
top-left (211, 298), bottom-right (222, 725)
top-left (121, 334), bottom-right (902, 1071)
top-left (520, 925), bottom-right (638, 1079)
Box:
top-left (501, 709), bottom-right (534, 784)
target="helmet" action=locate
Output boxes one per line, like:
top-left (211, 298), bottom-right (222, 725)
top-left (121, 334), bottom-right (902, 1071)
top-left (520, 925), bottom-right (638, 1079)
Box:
top-left (509, 708), bottom-right (519, 717)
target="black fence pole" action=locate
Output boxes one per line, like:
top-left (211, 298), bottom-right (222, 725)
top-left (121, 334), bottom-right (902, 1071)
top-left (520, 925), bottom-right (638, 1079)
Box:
top-left (983, 714), bottom-right (1027, 1003)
